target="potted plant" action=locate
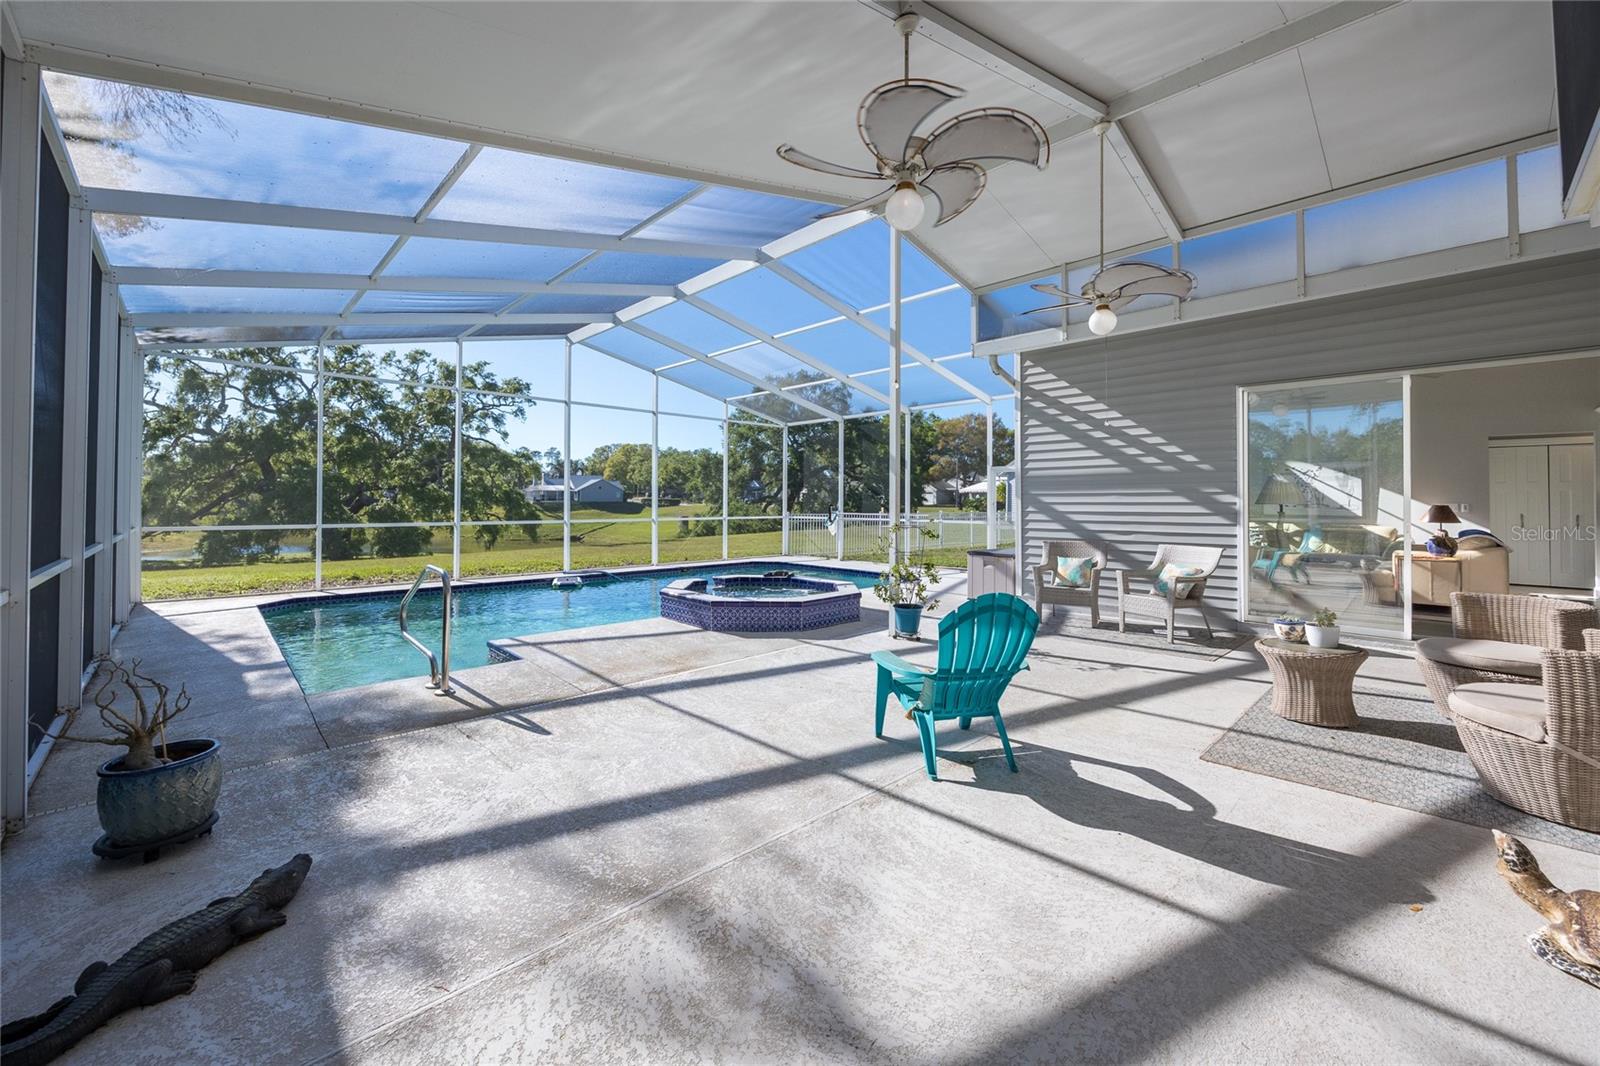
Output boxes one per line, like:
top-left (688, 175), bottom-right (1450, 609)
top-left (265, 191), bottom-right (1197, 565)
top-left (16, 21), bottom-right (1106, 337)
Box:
top-left (1306, 607), bottom-right (1341, 649)
top-left (874, 557), bottom-right (944, 638)
top-left (53, 658), bottom-right (222, 858)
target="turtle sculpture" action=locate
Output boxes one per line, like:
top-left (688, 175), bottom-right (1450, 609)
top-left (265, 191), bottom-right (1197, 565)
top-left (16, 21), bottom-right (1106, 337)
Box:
top-left (1492, 830), bottom-right (1600, 989)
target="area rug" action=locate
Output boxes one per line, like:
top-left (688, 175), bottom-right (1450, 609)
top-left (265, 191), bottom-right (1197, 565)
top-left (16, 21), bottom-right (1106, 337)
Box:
top-left (1203, 685), bottom-right (1600, 855)
top-left (1035, 618), bottom-right (1253, 660)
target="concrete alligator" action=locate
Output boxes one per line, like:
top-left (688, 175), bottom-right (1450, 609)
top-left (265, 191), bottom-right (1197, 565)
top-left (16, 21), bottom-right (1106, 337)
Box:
top-left (0, 853), bottom-right (312, 1065)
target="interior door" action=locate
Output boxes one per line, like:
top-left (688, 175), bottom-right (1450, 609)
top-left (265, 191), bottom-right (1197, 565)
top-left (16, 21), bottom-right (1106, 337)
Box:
top-left (1548, 443), bottom-right (1595, 589)
top-left (1490, 445), bottom-right (1550, 586)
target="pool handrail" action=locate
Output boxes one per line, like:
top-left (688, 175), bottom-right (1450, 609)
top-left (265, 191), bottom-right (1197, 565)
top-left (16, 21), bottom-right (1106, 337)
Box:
top-left (398, 564), bottom-right (452, 695)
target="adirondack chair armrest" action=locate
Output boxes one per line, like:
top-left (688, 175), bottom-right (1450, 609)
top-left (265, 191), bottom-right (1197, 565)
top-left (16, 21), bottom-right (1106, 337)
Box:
top-left (870, 649), bottom-right (933, 678)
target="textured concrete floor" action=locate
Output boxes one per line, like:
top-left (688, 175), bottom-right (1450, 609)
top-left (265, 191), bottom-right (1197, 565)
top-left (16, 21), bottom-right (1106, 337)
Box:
top-left (3, 578), bottom-right (1597, 1065)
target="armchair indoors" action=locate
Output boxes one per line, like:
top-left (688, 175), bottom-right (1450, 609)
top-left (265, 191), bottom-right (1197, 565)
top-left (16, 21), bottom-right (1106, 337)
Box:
top-left (1032, 538), bottom-right (1107, 627)
top-left (1117, 544), bottom-right (1225, 643)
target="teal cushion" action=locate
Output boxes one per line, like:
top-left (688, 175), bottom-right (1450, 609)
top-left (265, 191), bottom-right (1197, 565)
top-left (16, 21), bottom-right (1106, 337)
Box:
top-left (1154, 563), bottom-right (1206, 597)
top-left (1054, 556), bottom-right (1095, 587)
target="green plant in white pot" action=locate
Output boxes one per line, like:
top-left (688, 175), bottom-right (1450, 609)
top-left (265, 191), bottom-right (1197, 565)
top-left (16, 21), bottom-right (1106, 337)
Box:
top-left (53, 658), bottom-right (223, 859)
top-left (1306, 607), bottom-right (1341, 649)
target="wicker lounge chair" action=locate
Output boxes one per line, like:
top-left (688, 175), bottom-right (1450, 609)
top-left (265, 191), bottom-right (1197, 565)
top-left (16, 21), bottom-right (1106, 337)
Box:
top-left (1414, 592), bottom-right (1595, 716)
top-left (1032, 538), bottom-right (1107, 627)
top-left (1116, 544), bottom-right (1225, 643)
top-left (1448, 629), bottom-right (1600, 832)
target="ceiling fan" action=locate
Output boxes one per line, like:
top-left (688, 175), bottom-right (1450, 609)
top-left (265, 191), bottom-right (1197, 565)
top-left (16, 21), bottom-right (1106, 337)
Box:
top-left (1028, 122), bottom-right (1196, 336)
top-left (775, 11), bottom-right (1049, 231)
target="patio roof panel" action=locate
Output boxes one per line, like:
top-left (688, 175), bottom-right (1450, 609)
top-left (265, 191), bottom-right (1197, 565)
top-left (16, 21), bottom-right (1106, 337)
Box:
top-left (96, 215), bottom-right (395, 274)
top-left (353, 290), bottom-right (521, 314)
top-left (43, 72), bottom-right (468, 217)
top-left (695, 268), bottom-right (838, 336)
top-left (381, 237), bottom-right (588, 281)
top-left (119, 285), bottom-right (357, 316)
top-left (633, 301), bottom-right (753, 355)
top-left (634, 187), bottom-right (828, 246)
top-left (562, 252), bottom-right (727, 286)
top-left (582, 328), bottom-right (695, 371)
top-left (775, 219), bottom-right (954, 312)
top-left (431, 146), bottom-right (700, 235)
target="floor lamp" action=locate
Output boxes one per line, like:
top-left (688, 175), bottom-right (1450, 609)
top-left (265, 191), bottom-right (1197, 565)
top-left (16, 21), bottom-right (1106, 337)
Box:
top-left (1255, 475), bottom-right (1302, 551)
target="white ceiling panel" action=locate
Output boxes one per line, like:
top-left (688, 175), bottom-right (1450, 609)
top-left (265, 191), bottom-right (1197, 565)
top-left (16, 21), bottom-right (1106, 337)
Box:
top-left (938, 1), bottom-right (1299, 102)
top-left (1121, 50), bottom-right (1330, 228)
top-left (1297, 1), bottom-right (1555, 186)
top-left (908, 193), bottom-right (1054, 287)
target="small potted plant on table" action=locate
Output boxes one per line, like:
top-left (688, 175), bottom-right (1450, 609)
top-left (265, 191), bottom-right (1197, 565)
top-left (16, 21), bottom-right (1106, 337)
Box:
top-left (54, 658), bottom-right (222, 861)
top-left (1306, 607), bottom-right (1341, 649)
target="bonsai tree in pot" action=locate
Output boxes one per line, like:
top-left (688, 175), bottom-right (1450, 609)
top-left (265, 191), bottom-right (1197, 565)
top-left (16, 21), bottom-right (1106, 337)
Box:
top-left (52, 658), bottom-right (223, 858)
top-left (1306, 607), bottom-right (1341, 649)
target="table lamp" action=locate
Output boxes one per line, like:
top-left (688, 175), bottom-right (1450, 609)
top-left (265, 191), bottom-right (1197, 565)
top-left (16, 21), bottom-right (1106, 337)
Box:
top-left (1255, 475), bottom-right (1302, 550)
top-left (1423, 503), bottom-right (1459, 556)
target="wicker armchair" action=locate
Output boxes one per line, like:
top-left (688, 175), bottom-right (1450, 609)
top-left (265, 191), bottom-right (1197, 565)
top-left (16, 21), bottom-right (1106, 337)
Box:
top-left (1415, 592), bottom-right (1595, 715)
top-left (1032, 539), bottom-right (1107, 627)
top-left (1117, 544), bottom-right (1225, 643)
top-left (1448, 629), bottom-right (1600, 832)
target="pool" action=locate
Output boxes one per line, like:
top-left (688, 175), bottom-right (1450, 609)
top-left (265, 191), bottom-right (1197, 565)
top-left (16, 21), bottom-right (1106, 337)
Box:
top-left (260, 563), bottom-right (881, 694)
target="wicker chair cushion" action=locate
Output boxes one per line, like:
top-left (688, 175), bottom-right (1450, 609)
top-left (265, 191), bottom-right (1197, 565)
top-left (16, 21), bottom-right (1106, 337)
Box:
top-left (1054, 556), bottom-right (1096, 587)
top-left (1415, 637), bottom-right (1544, 678)
top-left (1448, 683), bottom-right (1548, 741)
top-left (1154, 564), bottom-right (1206, 598)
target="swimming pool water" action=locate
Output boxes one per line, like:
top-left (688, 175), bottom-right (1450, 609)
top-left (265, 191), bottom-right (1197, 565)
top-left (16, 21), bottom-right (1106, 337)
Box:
top-left (260, 564), bottom-right (880, 694)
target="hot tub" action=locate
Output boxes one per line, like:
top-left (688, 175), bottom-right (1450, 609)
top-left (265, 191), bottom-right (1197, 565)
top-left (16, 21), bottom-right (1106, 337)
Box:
top-left (659, 572), bottom-right (862, 632)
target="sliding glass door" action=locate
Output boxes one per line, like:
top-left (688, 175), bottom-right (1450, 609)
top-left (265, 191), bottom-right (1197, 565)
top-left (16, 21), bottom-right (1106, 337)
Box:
top-left (1242, 377), bottom-right (1408, 637)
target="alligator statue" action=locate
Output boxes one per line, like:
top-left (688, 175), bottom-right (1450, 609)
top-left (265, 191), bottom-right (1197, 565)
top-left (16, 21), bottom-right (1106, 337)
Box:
top-left (0, 853), bottom-right (312, 1066)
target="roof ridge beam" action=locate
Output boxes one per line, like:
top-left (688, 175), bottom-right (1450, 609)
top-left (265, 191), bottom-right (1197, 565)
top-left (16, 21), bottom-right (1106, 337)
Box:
top-left (83, 188), bottom-right (763, 260)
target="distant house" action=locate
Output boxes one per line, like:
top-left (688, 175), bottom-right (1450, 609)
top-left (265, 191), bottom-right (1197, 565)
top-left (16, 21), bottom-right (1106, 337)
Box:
top-left (524, 476), bottom-right (626, 504)
top-left (922, 477), bottom-right (962, 506)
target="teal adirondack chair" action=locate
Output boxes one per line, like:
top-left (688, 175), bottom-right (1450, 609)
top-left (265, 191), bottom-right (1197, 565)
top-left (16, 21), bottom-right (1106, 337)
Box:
top-left (872, 593), bottom-right (1039, 780)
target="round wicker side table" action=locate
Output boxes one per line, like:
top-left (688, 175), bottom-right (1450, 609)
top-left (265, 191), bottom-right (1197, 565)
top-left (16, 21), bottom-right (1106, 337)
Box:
top-left (1256, 638), bottom-right (1369, 728)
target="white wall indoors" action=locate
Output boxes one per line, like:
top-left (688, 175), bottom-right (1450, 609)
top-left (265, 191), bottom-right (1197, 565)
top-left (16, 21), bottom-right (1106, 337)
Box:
top-left (1410, 355), bottom-right (1600, 530)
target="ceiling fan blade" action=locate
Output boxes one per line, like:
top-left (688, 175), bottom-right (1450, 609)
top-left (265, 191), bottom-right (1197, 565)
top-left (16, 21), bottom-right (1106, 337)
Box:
top-left (776, 144), bottom-right (885, 180)
top-left (857, 79), bottom-right (964, 166)
top-left (817, 184), bottom-right (895, 218)
top-left (1019, 302), bottom-right (1071, 316)
top-left (1030, 281), bottom-right (1084, 302)
top-left (920, 108), bottom-right (1050, 171)
top-left (920, 162), bottom-right (985, 226)
top-left (1108, 272), bottom-right (1197, 302)
top-left (1086, 261), bottom-right (1172, 295)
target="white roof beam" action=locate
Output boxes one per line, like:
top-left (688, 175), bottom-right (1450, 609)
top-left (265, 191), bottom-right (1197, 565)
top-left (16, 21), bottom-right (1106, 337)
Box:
top-left (765, 261), bottom-right (991, 403)
top-left (107, 268), bottom-right (676, 298)
top-left (1104, 121), bottom-right (1182, 242)
top-left (864, 1), bottom-right (1105, 118)
top-left (132, 312), bottom-right (613, 328)
top-left (613, 323), bottom-right (841, 422)
top-left (678, 294), bottom-right (893, 407)
top-left (83, 188), bottom-right (763, 261)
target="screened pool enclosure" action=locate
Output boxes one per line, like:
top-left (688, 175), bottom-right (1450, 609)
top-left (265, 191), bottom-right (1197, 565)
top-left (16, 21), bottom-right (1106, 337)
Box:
top-left (38, 71), bottom-right (1020, 598)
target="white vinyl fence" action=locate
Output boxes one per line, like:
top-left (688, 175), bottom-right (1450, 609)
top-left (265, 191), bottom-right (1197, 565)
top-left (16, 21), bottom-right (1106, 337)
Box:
top-left (785, 512), bottom-right (1012, 561)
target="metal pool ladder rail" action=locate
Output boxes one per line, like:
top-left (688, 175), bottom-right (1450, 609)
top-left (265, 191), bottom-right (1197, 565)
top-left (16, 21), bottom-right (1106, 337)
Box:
top-left (399, 564), bottom-right (453, 695)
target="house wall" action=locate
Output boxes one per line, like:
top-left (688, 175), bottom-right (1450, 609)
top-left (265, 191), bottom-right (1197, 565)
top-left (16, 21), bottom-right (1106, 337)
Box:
top-left (1019, 250), bottom-right (1600, 627)
top-left (1411, 356), bottom-right (1600, 531)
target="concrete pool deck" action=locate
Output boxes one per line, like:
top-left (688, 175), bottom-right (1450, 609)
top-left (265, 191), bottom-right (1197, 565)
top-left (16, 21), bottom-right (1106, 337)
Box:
top-left (2, 572), bottom-right (1596, 1064)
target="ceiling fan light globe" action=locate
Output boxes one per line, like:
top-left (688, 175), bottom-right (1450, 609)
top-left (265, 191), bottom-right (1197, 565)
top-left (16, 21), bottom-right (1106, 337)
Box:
top-left (1088, 305), bottom-right (1118, 337)
top-left (884, 182), bottom-right (927, 231)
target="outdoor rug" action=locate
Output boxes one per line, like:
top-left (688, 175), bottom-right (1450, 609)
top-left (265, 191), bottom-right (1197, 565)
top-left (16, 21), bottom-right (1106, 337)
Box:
top-left (1203, 684), bottom-right (1600, 855)
top-left (1036, 618), bottom-right (1253, 660)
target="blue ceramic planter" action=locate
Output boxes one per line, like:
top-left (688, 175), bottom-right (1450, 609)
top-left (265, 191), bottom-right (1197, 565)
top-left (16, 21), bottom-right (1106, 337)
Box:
top-left (96, 739), bottom-right (222, 847)
top-left (893, 604), bottom-right (925, 638)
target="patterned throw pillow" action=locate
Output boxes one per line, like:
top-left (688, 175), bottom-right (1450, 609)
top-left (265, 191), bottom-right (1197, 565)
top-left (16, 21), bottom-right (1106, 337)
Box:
top-left (1153, 563), bottom-right (1206, 597)
top-left (1054, 556), bottom-right (1095, 587)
